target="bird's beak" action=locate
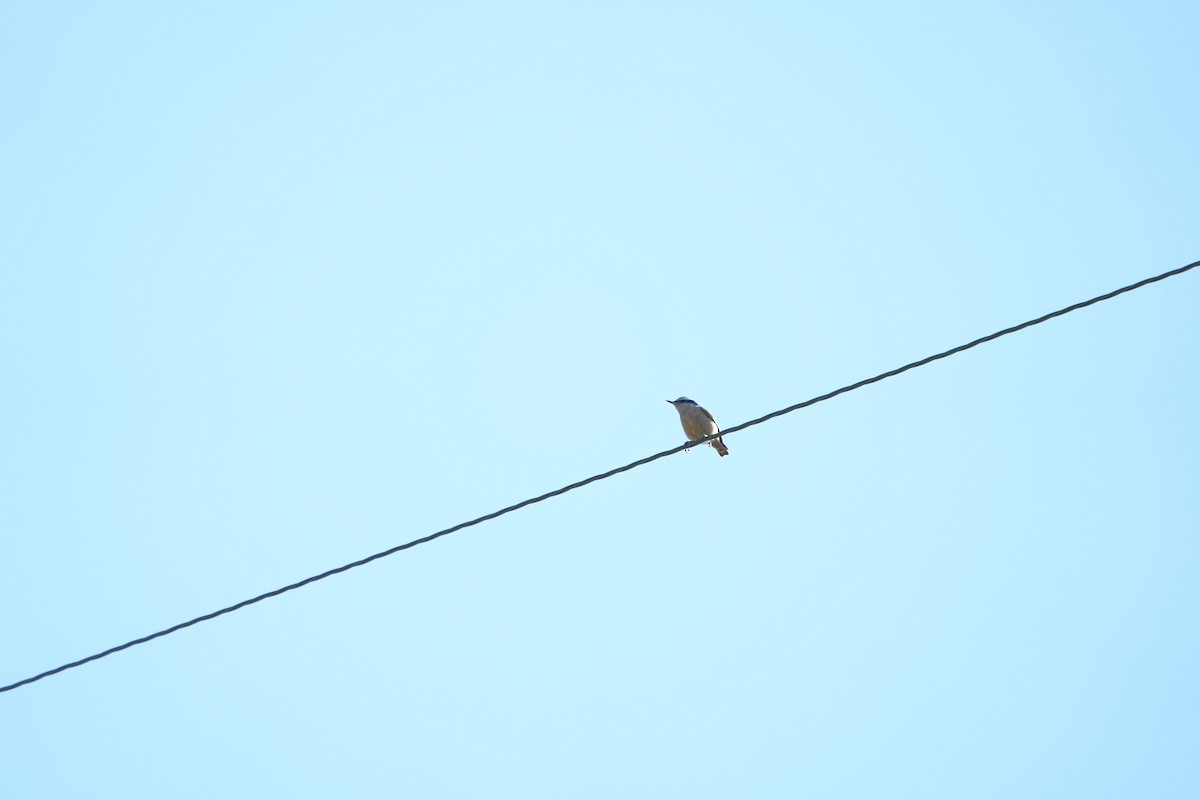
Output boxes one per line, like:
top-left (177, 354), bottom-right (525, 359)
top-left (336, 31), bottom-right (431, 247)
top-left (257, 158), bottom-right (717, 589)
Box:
top-left (665, 400), bottom-right (673, 404)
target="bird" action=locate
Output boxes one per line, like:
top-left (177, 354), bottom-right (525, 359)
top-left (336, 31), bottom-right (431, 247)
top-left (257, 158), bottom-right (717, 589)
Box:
top-left (667, 397), bottom-right (729, 457)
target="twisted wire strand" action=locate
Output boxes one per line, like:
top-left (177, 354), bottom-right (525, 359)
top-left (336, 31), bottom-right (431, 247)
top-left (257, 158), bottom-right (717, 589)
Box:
top-left (3, 259), bottom-right (1195, 695)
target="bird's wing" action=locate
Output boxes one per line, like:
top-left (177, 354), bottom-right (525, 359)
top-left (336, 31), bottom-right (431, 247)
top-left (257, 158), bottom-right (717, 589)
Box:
top-left (699, 406), bottom-right (718, 426)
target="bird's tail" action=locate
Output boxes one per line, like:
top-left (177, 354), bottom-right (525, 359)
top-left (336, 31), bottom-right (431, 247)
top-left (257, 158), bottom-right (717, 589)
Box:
top-left (713, 437), bottom-right (729, 457)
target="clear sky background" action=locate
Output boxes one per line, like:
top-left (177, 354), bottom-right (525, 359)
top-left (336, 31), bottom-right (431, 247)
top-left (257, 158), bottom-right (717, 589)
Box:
top-left (2, 2), bottom-right (1197, 798)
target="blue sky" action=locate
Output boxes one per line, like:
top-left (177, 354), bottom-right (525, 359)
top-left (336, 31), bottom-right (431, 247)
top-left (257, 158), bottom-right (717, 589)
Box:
top-left (2, 2), bottom-right (1197, 798)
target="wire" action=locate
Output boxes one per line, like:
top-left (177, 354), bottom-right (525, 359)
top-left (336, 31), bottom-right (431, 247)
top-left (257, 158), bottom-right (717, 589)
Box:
top-left (719, 258), bottom-right (1200, 439)
top-left (3, 259), bottom-right (1196, 695)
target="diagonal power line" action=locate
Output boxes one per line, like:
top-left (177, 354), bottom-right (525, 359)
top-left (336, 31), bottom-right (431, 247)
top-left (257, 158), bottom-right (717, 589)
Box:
top-left (3, 259), bottom-right (1196, 695)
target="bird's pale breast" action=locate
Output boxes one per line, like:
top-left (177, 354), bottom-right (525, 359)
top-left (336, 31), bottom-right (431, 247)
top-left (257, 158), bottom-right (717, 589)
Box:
top-left (679, 407), bottom-right (718, 441)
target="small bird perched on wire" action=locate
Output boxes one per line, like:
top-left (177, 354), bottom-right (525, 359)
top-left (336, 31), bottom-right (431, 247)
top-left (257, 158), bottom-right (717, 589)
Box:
top-left (667, 397), bottom-right (729, 457)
